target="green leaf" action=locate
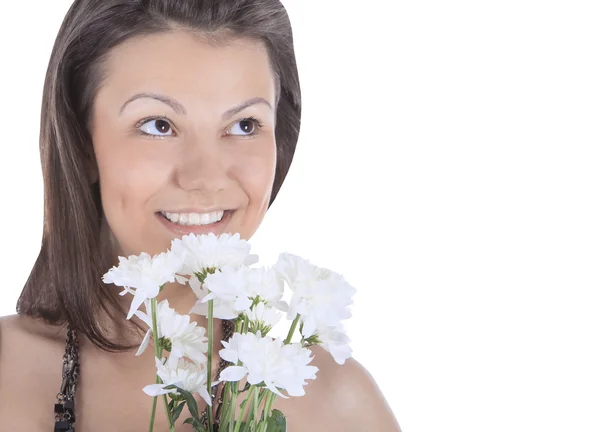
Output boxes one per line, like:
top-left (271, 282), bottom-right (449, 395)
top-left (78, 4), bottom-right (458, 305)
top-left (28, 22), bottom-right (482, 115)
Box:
top-left (183, 417), bottom-right (207, 432)
top-left (176, 387), bottom-right (200, 420)
top-left (172, 401), bottom-right (186, 424)
top-left (266, 410), bottom-right (287, 432)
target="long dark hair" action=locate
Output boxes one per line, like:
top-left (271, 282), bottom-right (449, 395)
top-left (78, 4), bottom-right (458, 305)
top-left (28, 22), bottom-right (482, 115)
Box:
top-left (17, 0), bottom-right (301, 351)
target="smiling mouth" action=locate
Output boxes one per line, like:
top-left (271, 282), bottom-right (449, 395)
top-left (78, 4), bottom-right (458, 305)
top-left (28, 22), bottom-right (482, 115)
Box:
top-left (157, 209), bottom-right (233, 226)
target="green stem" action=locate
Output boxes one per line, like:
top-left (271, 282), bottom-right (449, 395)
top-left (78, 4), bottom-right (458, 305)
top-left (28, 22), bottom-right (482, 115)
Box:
top-left (217, 320), bottom-right (246, 430)
top-left (267, 394), bottom-right (276, 417)
top-left (148, 377), bottom-right (158, 432)
top-left (251, 386), bottom-right (260, 427)
top-left (220, 381), bottom-right (232, 430)
top-left (257, 389), bottom-right (268, 422)
top-left (256, 392), bottom-right (274, 432)
top-left (242, 315), bottom-right (249, 334)
top-left (285, 314), bottom-right (301, 344)
top-left (163, 394), bottom-right (175, 432)
top-left (234, 386), bottom-right (256, 432)
top-left (207, 299), bottom-right (214, 431)
top-left (150, 298), bottom-right (175, 432)
top-left (230, 380), bottom-right (240, 429)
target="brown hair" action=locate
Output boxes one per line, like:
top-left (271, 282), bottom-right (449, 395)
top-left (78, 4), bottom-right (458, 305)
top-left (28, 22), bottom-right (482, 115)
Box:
top-left (17, 0), bottom-right (301, 351)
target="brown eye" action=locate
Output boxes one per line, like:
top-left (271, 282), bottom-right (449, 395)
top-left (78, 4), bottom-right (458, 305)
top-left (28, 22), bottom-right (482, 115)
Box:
top-left (227, 117), bottom-right (262, 137)
top-left (238, 119), bottom-right (255, 134)
top-left (139, 118), bottom-right (174, 136)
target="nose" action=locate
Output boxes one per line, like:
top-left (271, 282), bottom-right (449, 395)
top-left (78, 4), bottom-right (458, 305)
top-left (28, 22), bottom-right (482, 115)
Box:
top-left (173, 137), bottom-right (230, 194)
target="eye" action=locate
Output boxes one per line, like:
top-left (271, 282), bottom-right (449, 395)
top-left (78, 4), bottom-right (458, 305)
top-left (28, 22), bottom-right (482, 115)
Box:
top-left (226, 117), bottom-right (263, 137)
top-left (138, 118), bottom-right (175, 137)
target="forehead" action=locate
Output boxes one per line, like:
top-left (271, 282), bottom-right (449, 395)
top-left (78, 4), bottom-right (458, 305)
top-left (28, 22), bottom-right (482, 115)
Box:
top-left (96, 31), bottom-right (276, 111)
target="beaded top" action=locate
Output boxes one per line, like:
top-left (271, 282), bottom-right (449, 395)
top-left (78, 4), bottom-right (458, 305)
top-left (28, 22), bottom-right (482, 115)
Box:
top-left (54, 320), bottom-right (234, 431)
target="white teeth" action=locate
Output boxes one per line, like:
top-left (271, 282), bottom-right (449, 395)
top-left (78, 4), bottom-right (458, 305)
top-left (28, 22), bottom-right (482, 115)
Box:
top-left (162, 210), bottom-right (225, 226)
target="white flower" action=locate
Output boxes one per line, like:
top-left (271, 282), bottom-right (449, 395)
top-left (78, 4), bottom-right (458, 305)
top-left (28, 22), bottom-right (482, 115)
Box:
top-left (219, 332), bottom-right (318, 398)
top-left (171, 233), bottom-right (258, 276)
top-left (191, 266), bottom-right (287, 320)
top-left (246, 303), bottom-right (282, 334)
top-left (273, 253), bottom-right (356, 338)
top-left (244, 267), bottom-right (287, 309)
top-left (143, 357), bottom-right (212, 406)
top-left (276, 343), bottom-right (320, 397)
top-left (102, 251), bottom-right (183, 319)
top-left (188, 271), bottom-right (242, 320)
top-left (135, 299), bottom-right (208, 367)
top-left (315, 325), bottom-right (352, 365)
top-left (202, 266), bottom-right (253, 314)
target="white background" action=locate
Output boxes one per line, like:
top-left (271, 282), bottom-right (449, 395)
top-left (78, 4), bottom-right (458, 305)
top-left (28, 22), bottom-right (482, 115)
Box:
top-left (1, 1), bottom-right (599, 431)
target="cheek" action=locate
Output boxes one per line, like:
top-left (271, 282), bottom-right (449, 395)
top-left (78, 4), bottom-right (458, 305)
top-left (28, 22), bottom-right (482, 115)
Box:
top-left (235, 142), bottom-right (277, 204)
top-left (94, 138), bottom-right (170, 227)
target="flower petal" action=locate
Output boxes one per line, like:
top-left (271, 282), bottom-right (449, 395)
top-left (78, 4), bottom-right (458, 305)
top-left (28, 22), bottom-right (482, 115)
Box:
top-left (143, 383), bottom-right (169, 397)
top-left (134, 309), bottom-right (152, 328)
top-left (199, 386), bottom-right (212, 407)
top-left (274, 300), bottom-right (289, 313)
top-left (189, 276), bottom-right (203, 297)
top-left (244, 254), bottom-right (260, 266)
top-left (175, 274), bottom-right (189, 285)
top-left (219, 348), bottom-right (238, 364)
top-left (301, 315), bottom-right (317, 338)
top-left (266, 382), bottom-right (287, 399)
top-left (135, 329), bottom-right (152, 356)
top-left (127, 290), bottom-right (147, 320)
top-left (219, 366), bottom-right (247, 382)
top-left (234, 296), bottom-right (252, 312)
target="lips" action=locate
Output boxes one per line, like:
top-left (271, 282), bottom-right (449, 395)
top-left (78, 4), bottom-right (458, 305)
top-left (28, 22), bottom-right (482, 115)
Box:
top-left (156, 210), bottom-right (233, 236)
top-left (161, 210), bottom-right (225, 226)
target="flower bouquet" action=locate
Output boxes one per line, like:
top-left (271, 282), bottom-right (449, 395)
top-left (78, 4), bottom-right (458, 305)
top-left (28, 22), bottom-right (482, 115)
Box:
top-left (103, 233), bottom-right (356, 432)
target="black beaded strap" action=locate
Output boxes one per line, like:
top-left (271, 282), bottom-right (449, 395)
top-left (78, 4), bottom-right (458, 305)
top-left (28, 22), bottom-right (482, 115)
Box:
top-left (54, 324), bottom-right (79, 432)
top-left (54, 320), bottom-right (233, 431)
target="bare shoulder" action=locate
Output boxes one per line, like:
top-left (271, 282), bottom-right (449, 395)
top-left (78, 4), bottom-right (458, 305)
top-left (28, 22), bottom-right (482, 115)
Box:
top-left (0, 314), bottom-right (65, 429)
top-left (276, 346), bottom-right (402, 432)
top-left (0, 313), bottom-right (65, 352)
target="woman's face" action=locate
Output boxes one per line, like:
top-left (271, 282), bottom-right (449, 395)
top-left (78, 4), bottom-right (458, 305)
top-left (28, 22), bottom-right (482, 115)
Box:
top-left (91, 31), bottom-right (277, 257)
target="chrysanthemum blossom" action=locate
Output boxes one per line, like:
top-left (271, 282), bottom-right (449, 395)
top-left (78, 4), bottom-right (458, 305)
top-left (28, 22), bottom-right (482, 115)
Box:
top-left (143, 357), bottom-right (212, 406)
top-left (192, 266), bottom-right (287, 320)
top-left (202, 266), bottom-right (253, 314)
top-left (135, 299), bottom-right (208, 366)
top-left (273, 253), bottom-right (356, 338)
top-left (102, 251), bottom-right (183, 319)
top-left (315, 325), bottom-right (352, 365)
top-left (188, 274), bottom-right (239, 319)
top-left (170, 233), bottom-right (258, 276)
top-left (275, 343), bottom-right (320, 396)
top-left (244, 266), bottom-right (287, 310)
top-left (246, 302), bottom-right (282, 335)
top-left (219, 332), bottom-right (318, 398)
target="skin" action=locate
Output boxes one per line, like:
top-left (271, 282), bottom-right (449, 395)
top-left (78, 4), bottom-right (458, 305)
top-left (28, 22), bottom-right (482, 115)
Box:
top-left (0, 31), bottom-right (400, 431)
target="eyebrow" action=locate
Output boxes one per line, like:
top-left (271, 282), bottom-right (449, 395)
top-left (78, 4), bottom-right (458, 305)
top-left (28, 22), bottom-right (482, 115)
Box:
top-left (118, 93), bottom-right (272, 119)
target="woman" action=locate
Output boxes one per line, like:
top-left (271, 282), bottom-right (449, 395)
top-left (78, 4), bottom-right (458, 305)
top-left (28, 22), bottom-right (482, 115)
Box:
top-left (0, 0), bottom-right (400, 430)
